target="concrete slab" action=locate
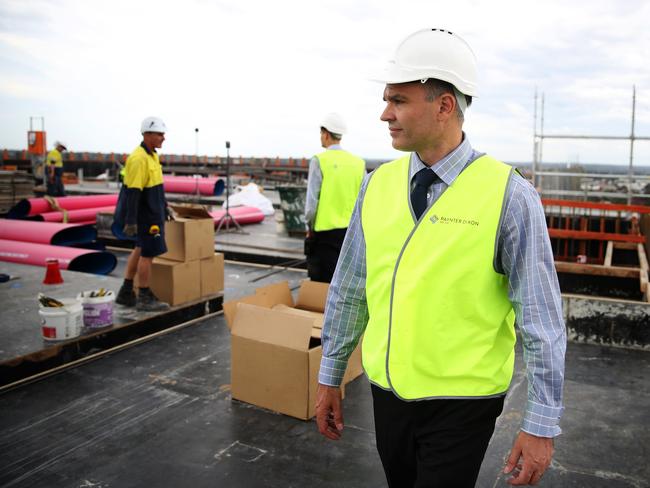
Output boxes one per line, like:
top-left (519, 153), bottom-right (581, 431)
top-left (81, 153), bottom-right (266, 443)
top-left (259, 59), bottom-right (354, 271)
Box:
top-left (0, 261), bottom-right (222, 389)
top-left (0, 308), bottom-right (648, 487)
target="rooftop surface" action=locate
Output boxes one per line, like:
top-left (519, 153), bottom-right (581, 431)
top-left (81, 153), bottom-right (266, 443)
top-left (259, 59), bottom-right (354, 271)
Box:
top-left (1, 263), bottom-right (649, 488)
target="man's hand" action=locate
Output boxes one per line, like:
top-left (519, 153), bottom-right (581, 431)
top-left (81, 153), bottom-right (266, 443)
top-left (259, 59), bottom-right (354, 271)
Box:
top-left (315, 384), bottom-right (344, 441)
top-left (123, 224), bottom-right (137, 237)
top-left (166, 207), bottom-right (178, 221)
top-left (504, 431), bottom-right (554, 485)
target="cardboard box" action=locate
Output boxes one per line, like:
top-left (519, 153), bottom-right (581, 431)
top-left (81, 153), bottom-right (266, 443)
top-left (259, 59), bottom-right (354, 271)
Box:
top-left (148, 258), bottom-right (201, 305)
top-left (160, 205), bottom-right (215, 262)
top-left (200, 253), bottom-right (224, 296)
top-left (225, 280), bottom-right (364, 419)
top-left (231, 304), bottom-right (322, 420)
top-left (223, 280), bottom-right (328, 335)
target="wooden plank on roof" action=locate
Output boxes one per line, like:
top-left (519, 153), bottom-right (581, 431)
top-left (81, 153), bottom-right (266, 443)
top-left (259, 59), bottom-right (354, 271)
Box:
top-left (604, 241), bottom-right (614, 267)
top-left (555, 261), bottom-right (640, 278)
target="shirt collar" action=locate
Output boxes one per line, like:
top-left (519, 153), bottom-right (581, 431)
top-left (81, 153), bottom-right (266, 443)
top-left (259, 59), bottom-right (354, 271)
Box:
top-left (409, 133), bottom-right (473, 186)
top-left (140, 141), bottom-right (156, 155)
top-left (326, 144), bottom-right (342, 150)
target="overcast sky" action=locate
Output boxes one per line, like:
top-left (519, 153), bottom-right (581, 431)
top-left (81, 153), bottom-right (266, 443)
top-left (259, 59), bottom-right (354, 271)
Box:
top-left (1, 0), bottom-right (649, 167)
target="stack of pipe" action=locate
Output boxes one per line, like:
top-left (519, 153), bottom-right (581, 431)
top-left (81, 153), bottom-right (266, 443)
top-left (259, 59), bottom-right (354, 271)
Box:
top-left (163, 176), bottom-right (225, 196)
top-left (209, 206), bottom-right (265, 226)
top-left (0, 220), bottom-right (116, 274)
top-left (8, 195), bottom-right (118, 224)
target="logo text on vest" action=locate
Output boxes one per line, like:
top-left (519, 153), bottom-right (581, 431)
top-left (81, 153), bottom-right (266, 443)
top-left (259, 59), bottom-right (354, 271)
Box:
top-left (430, 214), bottom-right (479, 226)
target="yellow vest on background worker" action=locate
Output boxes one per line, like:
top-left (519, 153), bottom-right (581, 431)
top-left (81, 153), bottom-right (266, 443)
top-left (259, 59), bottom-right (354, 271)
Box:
top-left (46, 148), bottom-right (63, 168)
top-left (313, 150), bottom-right (365, 232)
top-left (361, 154), bottom-right (516, 400)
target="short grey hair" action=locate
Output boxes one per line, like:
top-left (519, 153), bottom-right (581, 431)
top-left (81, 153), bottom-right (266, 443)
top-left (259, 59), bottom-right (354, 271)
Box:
top-left (423, 79), bottom-right (472, 123)
top-left (320, 127), bottom-right (342, 141)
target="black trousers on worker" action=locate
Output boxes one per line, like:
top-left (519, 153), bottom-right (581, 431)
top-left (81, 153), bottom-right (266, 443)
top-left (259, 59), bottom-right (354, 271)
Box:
top-left (305, 228), bottom-right (347, 283)
top-left (46, 169), bottom-right (65, 197)
top-left (371, 385), bottom-right (505, 488)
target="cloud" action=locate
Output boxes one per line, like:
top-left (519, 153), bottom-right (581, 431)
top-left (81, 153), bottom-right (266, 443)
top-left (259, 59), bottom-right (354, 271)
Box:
top-left (0, 0), bottom-right (648, 166)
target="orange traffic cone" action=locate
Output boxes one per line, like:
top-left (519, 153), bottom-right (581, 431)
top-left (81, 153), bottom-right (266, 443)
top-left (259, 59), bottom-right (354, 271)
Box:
top-left (43, 259), bottom-right (64, 284)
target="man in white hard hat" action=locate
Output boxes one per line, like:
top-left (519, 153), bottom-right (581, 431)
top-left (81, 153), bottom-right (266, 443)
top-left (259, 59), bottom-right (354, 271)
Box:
top-left (316, 28), bottom-right (566, 487)
top-left (304, 113), bottom-right (365, 283)
top-left (113, 116), bottom-right (171, 311)
top-left (45, 141), bottom-right (68, 196)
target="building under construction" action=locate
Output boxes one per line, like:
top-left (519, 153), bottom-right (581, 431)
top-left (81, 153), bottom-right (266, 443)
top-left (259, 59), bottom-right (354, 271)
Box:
top-left (0, 110), bottom-right (649, 488)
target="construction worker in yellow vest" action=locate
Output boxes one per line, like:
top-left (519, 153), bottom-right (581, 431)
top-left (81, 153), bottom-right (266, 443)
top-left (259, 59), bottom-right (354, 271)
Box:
top-left (45, 141), bottom-right (67, 196)
top-left (304, 113), bottom-right (365, 283)
top-left (316, 29), bottom-right (566, 487)
top-left (113, 116), bottom-right (171, 312)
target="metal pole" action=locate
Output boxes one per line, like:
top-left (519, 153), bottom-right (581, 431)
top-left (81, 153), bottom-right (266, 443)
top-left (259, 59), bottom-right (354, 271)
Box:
top-left (226, 141), bottom-right (230, 215)
top-left (215, 140), bottom-right (245, 234)
top-left (194, 128), bottom-right (199, 167)
top-left (627, 86), bottom-right (636, 205)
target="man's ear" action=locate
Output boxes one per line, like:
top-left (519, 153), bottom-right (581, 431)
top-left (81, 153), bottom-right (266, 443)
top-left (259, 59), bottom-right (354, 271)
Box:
top-left (438, 92), bottom-right (456, 116)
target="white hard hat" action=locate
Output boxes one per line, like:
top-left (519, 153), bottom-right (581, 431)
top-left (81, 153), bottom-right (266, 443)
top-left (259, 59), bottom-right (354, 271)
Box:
top-left (54, 141), bottom-right (67, 150)
top-left (373, 28), bottom-right (478, 97)
top-left (320, 113), bottom-right (347, 136)
top-left (140, 116), bottom-right (167, 134)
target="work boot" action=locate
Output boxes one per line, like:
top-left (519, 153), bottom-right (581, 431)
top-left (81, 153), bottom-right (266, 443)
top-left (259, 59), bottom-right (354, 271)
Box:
top-left (136, 287), bottom-right (170, 312)
top-left (115, 282), bottom-right (136, 307)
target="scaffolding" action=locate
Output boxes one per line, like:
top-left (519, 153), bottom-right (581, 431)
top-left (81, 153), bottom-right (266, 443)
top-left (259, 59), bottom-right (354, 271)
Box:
top-left (532, 86), bottom-right (650, 205)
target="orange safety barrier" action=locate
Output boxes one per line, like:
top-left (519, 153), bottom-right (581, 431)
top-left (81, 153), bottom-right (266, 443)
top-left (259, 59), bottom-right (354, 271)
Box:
top-left (548, 229), bottom-right (645, 244)
top-left (542, 198), bottom-right (650, 214)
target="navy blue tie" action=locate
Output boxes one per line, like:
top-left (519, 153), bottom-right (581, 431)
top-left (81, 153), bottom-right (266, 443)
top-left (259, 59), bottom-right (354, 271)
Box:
top-left (411, 168), bottom-right (438, 220)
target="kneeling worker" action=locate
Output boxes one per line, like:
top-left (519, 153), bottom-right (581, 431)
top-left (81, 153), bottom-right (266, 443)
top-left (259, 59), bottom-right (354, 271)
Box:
top-left (114, 116), bottom-right (171, 311)
top-left (304, 113), bottom-right (366, 283)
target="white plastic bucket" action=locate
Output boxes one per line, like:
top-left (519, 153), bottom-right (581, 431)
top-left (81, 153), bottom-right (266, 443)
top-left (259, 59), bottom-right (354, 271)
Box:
top-left (39, 299), bottom-right (83, 341)
top-left (78, 290), bottom-right (115, 329)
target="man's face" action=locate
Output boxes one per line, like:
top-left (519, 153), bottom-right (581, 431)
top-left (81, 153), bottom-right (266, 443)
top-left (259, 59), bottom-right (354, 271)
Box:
top-left (320, 128), bottom-right (327, 148)
top-left (143, 131), bottom-right (165, 149)
top-left (380, 83), bottom-right (441, 153)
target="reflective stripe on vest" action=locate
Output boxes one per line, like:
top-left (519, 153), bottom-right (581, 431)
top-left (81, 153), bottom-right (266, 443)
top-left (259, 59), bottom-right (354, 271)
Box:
top-left (361, 154), bottom-right (516, 400)
top-left (314, 150), bottom-right (365, 232)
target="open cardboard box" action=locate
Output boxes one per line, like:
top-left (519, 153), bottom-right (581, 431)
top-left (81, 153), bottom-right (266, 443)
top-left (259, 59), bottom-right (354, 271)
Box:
top-left (225, 280), bottom-right (363, 420)
top-left (160, 204), bottom-right (215, 262)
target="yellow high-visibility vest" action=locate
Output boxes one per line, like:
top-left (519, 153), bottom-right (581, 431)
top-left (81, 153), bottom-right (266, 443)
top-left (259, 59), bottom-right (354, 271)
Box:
top-left (361, 154), bottom-right (516, 400)
top-left (314, 150), bottom-right (365, 231)
top-left (46, 148), bottom-right (63, 168)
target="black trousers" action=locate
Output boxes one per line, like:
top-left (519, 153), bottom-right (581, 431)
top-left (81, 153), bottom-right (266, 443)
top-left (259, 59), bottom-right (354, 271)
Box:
top-left (371, 385), bottom-right (505, 488)
top-left (305, 228), bottom-right (347, 283)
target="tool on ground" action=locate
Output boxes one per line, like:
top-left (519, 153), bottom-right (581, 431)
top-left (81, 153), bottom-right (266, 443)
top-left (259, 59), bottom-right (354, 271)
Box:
top-left (38, 293), bottom-right (65, 307)
top-left (89, 288), bottom-right (108, 297)
top-left (0, 273), bottom-right (19, 283)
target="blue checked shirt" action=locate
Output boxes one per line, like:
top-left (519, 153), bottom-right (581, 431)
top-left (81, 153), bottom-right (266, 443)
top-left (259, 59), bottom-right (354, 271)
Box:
top-left (318, 135), bottom-right (566, 438)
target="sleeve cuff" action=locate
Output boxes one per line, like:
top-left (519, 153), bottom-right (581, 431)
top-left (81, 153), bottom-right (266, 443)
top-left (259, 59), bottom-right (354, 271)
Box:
top-left (318, 356), bottom-right (348, 387)
top-left (521, 399), bottom-right (564, 437)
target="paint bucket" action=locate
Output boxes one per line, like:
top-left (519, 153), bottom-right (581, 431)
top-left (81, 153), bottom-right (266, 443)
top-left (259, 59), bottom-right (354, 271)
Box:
top-left (78, 290), bottom-right (115, 329)
top-left (39, 298), bottom-right (83, 341)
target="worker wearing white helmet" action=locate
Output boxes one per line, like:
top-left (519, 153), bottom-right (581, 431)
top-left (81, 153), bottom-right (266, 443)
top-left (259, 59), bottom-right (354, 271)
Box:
top-left (304, 112), bottom-right (366, 283)
top-left (45, 140), bottom-right (68, 196)
top-left (316, 28), bottom-right (566, 487)
top-left (113, 116), bottom-right (171, 311)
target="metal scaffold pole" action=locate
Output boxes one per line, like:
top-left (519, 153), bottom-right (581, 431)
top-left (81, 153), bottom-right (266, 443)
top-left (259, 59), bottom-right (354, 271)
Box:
top-left (627, 86), bottom-right (637, 206)
top-left (532, 86), bottom-right (650, 204)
